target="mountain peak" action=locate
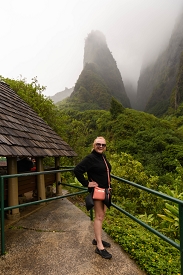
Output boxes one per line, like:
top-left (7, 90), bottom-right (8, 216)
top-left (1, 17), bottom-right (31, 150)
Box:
top-left (59, 30), bottom-right (130, 111)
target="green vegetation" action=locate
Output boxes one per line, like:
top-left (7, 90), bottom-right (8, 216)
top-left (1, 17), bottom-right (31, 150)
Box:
top-left (0, 157), bottom-right (6, 160)
top-left (59, 63), bottom-right (112, 111)
top-left (103, 210), bottom-right (180, 275)
top-left (144, 48), bottom-right (183, 117)
top-left (169, 53), bottom-right (183, 113)
top-left (2, 75), bottom-right (183, 274)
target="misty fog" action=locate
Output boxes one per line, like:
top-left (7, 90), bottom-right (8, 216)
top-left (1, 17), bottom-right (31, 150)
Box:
top-left (1, 0), bottom-right (183, 96)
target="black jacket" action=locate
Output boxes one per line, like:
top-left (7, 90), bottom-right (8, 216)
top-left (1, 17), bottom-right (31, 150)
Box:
top-left (74, 150), bottom-right (111, 188)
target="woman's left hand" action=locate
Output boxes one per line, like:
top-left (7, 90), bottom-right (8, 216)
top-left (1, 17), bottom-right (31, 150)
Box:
top-left (88, 181), bottom-right (98, 188)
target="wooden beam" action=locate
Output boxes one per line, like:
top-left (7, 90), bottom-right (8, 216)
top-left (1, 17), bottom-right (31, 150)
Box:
top-left (6, 157), bottom-right (20, 220)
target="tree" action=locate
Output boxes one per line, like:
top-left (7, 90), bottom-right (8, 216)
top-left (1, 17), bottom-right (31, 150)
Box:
top-left (109, 97), bottom-right (125, 119)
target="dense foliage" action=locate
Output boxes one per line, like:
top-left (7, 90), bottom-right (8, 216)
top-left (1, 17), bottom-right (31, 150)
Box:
top-left (59, 63), bottom-right (112, 111)
top-left (169, 53), bottom-right (183, 113)
top-left (146, 51), bottom-right (183, 117)
top-left (103, 210), bottom-right (180, 275)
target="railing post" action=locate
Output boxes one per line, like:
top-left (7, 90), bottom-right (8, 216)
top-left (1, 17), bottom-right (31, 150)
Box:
top-left (179, 203), bottom-right (183, 275)
top-left (0, 176), bottom-right (5, 255)
top-left (90, 208), bottom-right (93, 221)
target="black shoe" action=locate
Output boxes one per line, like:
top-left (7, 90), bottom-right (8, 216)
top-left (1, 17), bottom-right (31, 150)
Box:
top-left (95, 247), bottom-right (112, 259)
top-left (92, 239), bottom-right (111, 248)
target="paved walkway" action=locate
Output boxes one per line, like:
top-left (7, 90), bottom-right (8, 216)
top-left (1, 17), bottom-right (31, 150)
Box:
top-left (0, 196), bottom-right (147, 275)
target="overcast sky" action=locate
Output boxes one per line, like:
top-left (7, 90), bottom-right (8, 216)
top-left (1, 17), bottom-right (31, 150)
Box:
top-left (1, 0), bottom-right (183, 96)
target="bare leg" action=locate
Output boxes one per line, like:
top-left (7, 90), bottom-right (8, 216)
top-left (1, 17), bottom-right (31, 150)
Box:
top-left (94, 200), bottom-right (107, 250)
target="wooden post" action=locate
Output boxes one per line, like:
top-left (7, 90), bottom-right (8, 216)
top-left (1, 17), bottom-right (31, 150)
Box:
top-left (36, 157), bottom-right (46, 203)
top-left (55, 157), bottom-right (62, 195)
top-left (6, 157), bottom-right (20, 220)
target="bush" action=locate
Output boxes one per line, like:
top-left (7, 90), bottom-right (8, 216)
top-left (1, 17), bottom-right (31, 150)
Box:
top-left (103, 208), bottom-right (180, 275)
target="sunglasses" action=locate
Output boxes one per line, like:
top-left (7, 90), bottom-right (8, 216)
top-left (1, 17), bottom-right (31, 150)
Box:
top-left (95, 143), bottom-right (106, 148)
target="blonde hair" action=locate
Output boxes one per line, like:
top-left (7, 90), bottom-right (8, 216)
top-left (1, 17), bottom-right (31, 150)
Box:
top-left (93, 136), bottom-right (106, 142)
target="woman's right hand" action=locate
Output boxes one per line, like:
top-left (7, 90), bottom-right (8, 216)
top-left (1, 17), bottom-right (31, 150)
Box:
top-left (88, 181), bottom-right (98, 188)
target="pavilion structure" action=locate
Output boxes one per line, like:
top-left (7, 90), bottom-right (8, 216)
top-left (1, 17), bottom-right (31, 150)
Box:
top-left (0, 81), bottom-right (77, 220)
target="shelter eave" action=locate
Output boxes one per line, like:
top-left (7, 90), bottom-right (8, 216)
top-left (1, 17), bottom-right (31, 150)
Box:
top-left (0, 145), bottom-right (77, 158)
top-left (0, 81), bottom-right (77, 158)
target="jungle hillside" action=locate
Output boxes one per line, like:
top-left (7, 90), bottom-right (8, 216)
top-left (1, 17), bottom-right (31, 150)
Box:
top-left (1, 75), bottom-right (183, 274)
top-left (1, 29), bottom-right (183, 275)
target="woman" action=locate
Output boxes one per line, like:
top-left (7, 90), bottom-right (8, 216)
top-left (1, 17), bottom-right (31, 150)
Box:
top-left (74, 136), bottom-right (112, 259)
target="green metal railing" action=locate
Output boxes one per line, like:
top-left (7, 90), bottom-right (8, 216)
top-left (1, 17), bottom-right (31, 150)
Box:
top-left (0, 168), bottom-right (183, 273)
top-left (0, 168), bottom-right (89, 255)
top-left (111, 174), bottom-right (183, 274)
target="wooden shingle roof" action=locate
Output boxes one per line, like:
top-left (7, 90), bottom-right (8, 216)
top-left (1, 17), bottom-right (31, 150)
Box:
top-left (0, 81), bottom-right (77, 157)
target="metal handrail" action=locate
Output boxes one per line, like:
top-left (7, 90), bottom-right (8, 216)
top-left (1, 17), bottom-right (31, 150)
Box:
top-left (111, 174), bottom-right (183, 274)
top-left (0, 169), bottom-right (183, 274)
top-left (0, 168), bottom-right (89, 255)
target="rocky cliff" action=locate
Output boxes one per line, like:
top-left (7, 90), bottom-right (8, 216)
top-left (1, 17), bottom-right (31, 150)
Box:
top-left (50, 87), bottom-right (74, 104)
top-left (136, 12), bottom-right (183, 116)
top-left (59, 30), bottom-right (130, 111)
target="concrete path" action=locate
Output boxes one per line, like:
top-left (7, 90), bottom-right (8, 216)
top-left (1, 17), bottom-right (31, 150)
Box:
top-left (0, 197), bottom-right (147, 275)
